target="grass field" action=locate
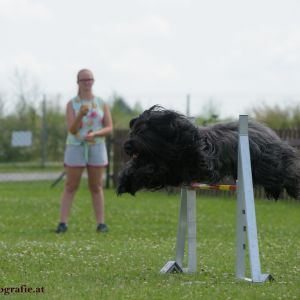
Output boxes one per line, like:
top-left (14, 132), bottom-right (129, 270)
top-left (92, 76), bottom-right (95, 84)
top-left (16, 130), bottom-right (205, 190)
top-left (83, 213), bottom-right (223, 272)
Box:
top-left (0, 180), bottom-right (299, 299)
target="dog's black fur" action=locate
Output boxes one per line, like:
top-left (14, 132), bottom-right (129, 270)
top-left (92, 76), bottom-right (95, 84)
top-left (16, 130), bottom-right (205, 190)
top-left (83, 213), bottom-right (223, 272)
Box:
top-left (117, 105), bottom-right (300, 200)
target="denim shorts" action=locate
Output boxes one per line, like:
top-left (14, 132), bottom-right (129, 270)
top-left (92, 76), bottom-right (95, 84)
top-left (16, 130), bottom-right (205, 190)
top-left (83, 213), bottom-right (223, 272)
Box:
top-left (64, 143), bottom-right (108, 167)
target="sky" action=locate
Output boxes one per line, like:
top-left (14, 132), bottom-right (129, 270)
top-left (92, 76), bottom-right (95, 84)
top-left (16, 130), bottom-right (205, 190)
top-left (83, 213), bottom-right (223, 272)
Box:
top-left (1, 0), bottom-right (300, 118)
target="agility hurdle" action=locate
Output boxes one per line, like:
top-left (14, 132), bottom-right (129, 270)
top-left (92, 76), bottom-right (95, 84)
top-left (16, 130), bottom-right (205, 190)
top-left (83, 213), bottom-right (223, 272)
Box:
top-left (160, 115), bottom-right (274, 283)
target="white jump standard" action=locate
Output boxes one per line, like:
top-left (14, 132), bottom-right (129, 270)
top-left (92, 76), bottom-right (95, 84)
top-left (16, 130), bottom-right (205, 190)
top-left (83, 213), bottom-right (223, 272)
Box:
top-left (160, 115), bottom-right (274, 283)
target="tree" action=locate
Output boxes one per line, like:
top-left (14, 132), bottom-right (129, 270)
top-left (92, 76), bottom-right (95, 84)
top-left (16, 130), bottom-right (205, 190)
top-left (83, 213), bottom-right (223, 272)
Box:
top-left (110, 94), bottom-right (142, 129)
top-left (194, 98), bottom-right (222, 126)
top-left (0, 92), bottom-right (5, 117)
top-left (44, 94), bottom-right (66, 161)
top-left (0, 69), bottom-right (44, 162)
top-left (251, 104), bottom-right (300, 129)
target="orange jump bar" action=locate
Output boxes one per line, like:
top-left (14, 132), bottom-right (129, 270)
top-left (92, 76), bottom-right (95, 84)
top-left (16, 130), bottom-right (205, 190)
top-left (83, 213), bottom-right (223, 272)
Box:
top-left (190, 183), bottom-right (237, 192)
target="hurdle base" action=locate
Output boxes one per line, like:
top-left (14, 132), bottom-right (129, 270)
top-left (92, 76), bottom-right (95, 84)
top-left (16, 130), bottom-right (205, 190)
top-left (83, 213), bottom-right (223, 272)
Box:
top-left (160, 261), bottom-right (183, 274)
top-left (237, 274), bottom-right (274, 283)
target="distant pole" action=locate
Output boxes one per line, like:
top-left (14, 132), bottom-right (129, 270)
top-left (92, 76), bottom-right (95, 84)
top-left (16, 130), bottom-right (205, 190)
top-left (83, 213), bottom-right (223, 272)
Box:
top-left (186, 94), bottom-right (190, 117)
top-left (41, 95), bottom-right (47, 167)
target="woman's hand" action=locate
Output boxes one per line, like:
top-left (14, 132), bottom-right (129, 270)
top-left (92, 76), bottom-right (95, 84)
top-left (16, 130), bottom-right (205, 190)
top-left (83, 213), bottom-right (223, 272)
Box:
top-left (79, 105), bottom-right (89, 116)
top-left (84, 130), bottom-right (95, 142)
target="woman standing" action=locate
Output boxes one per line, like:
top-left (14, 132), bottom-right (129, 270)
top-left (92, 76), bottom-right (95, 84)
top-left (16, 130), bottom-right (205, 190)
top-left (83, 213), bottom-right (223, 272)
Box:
top-left (56, 69), bottom-right (113, 233)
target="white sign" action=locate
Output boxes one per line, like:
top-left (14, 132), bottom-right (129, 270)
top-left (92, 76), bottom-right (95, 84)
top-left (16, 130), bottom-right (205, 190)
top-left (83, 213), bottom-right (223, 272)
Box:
top-left (11, 131), bottom-right (32, 147)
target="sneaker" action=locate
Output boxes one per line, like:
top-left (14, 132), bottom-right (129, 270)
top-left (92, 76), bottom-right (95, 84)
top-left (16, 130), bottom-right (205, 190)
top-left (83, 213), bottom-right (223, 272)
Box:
top-left (97, 223), bottom-right (109, 233)
top-left (55, 223), bottom-right (68, 233)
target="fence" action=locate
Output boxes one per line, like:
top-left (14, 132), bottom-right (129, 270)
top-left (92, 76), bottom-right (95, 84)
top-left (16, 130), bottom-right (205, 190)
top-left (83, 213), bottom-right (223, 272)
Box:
top-left (0, 97), bottom-right (66, 167)
top-left (275, 128), bottom-right (300, 149)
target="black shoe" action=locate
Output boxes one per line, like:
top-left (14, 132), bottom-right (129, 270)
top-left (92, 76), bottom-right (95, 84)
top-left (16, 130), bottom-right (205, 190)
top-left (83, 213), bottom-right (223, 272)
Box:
top-left (97, 223), bottom-right (108, 233)
top-left (55, 223), bottom-right (68, 233)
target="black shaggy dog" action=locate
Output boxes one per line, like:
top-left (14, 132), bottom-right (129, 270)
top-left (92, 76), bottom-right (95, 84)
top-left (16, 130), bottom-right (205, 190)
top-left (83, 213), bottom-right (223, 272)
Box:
top-left (117, 105), bottom-right (300, 200)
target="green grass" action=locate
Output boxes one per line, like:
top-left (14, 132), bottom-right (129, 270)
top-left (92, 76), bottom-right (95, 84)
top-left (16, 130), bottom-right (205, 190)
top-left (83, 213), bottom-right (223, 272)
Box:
top-left (0, 181), bottom-right (299, 299)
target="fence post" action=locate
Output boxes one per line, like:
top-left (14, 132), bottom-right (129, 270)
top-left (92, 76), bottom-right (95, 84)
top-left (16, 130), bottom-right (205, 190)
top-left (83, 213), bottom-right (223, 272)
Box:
top-left (40, 95), bottom-right (47, 167)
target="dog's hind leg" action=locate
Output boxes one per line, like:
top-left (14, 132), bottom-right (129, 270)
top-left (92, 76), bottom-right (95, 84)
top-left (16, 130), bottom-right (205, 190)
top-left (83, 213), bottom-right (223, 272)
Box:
top-left (285, 185), bottom-right (300, 199)
top-left (284, 178), bottom-right (300, 200)
top-left (282, 161), bottom-right (300, 200)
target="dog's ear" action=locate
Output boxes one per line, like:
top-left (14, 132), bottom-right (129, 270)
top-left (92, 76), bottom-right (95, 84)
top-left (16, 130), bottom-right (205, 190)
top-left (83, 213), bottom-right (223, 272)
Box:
top-left (148, 110), bottom-right (178, 128)
top-left (129, 117), bottom-right (138, 128)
